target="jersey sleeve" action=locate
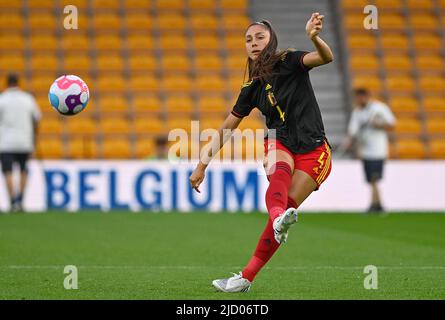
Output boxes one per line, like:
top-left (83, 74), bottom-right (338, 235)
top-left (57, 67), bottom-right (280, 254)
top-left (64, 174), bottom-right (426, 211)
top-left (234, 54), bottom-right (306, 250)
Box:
top-left (231, 83), bottom-right (256, 118)
top-left (281, 50), bottom-right (312, 73)
top-left (380, 103), bottom-right (396, 125)
top-left (30, 95), bottom-right (42, 121)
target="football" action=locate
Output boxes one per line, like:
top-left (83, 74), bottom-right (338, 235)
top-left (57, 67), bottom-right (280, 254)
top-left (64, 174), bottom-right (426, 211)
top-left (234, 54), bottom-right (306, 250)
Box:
top-left (48, 75), bottom-right (90, 116)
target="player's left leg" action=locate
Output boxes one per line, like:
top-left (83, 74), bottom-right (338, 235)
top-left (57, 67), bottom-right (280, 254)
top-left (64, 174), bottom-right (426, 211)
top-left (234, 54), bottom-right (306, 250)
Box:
top-left (0, 153), bottom-right (15, 211)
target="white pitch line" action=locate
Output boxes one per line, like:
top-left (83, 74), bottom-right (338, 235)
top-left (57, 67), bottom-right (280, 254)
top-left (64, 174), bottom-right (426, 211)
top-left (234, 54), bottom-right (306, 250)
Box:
top-left (1, 265), bottom-right (445, 270)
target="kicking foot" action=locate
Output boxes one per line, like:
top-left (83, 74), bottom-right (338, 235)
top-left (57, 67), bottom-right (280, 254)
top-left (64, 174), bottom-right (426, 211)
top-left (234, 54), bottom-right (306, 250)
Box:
top-left (212, 272), bottom-right (251, 293)
top-left (273, 207), bottom-right (298, 244)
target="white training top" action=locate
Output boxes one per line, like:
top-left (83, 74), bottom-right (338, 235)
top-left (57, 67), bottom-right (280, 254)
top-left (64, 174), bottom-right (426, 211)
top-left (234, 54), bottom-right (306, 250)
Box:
top-left (0, 87), bottom-right (41, 152)
top-left (347, 100), bottom-right (396, 160)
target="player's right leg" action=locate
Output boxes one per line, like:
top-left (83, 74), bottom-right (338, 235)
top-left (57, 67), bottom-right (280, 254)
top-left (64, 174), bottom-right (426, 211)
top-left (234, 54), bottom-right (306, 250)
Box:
top-left (0, 153), bottom-right (15, 211)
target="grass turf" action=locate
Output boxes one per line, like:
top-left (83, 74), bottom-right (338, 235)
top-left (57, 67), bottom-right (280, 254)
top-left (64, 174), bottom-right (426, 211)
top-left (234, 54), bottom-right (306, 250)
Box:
top-left (0, 212), bottom-right (444, 299)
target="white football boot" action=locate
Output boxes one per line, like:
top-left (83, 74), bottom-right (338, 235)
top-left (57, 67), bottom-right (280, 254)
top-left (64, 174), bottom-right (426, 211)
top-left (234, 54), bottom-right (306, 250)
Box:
top-left (212, 272), bottom-right (252, 293)
top-left (273, 207), bottom-right (298, 244)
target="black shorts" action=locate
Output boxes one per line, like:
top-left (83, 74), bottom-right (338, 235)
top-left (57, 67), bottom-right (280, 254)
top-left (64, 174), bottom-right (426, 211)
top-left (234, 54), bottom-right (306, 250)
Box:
top-left (0, 152), bottom-right (30, 173)
top-left (363, 159), bottom-right (384, 183)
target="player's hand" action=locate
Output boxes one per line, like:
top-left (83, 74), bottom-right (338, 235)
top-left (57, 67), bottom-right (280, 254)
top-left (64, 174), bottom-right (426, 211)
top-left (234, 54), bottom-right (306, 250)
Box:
top-left (306, 12), bottom-right (324, 39)
top-left (189, 166), bottom-right (205, 193)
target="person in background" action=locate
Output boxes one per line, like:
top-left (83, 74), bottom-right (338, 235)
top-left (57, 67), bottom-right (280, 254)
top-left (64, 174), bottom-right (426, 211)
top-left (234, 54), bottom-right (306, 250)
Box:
top-left (0, 74), bottom-right (41, 212)
top-left (341, 87), bottom-right (396, 213)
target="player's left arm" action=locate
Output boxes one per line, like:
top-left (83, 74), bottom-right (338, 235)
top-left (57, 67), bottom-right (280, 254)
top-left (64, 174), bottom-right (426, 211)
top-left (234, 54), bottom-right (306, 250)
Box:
top-left (303, 13), bottom-right (334, 68)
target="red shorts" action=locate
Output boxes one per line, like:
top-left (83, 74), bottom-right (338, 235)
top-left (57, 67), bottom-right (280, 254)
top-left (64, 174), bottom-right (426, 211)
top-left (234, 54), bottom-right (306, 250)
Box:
top-left (264, 139), bottom-right (332, 188)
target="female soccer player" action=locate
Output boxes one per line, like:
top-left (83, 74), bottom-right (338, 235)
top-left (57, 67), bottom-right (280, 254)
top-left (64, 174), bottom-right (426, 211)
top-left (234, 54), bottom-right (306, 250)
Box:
top-left (189, 13), bottom-right (334, 292)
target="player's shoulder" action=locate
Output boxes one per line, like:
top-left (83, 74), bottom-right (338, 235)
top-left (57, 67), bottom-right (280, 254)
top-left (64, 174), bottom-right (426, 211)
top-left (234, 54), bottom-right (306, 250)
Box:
top-left (370, 100), bottom-right (390, 111)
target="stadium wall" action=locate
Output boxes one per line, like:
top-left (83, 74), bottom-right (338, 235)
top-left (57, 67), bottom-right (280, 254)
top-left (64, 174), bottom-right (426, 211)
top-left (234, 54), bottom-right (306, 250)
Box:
top-left (0, 160), bottom-right (444, 212)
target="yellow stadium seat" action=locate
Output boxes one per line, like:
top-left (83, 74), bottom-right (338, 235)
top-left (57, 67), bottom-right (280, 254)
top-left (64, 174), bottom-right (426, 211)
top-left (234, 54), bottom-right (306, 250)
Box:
top-left (95, 35), bottom-right (122, 51)
top-left (66, 117), bottom-right (96, 136)
top-left (127, 35), bottom-right (155, 51)
top-left (166, 118), bottom-right (193, 133)
top-left (0, 0), bottom-right (22, 9)
top-left (162, 75), bottom-right (192, 92)
top-left (129, 75), bottom-right (159, 92)
top-left (28, 0), bottom-right (54, 9)
top-left (63, 55), bottom-right (92, 71)
top-left (419, 76), bottom-right (445, 92)
top-left (67, 138), bottom-right (98, 159)
top-left (388, 96), bottom-right (418, 113)
top-left (386, 75), bottom-right (415, 92)
top-left (226, 35), bottom-right (245, 51)
top-left (165, 96), bottom-right (194, 113)
top-left (379, 14), bottom-right (406, 29)
top-left (30, 34), bottom-right (58, 51)
top-left (195, 56), bottom-right (223, 72)
top-left (394, 139), bottom-right (426, 159)
top-left (96, 55), bottom-right (124, 71)
top-left (189, 0), bottom-right (216, 10)
top-left (221, 0), bottom-right (248, 11)
top-left (416, 55), bottom-right (445, 70)
top-left (198, 96), bottom-right (229, 113)
top-left (193, 34), bottom-right (219, 51)
top-left (133, 118), bottom-right (164, 135)
top-left (39, 118), bottom-right (64, 135)
top-left (156, 0), bottom-right (184, 10)
top-left (30, 75), bottom-right (56, 93)
top-left (347, 34), bottom-right (377, 49)
top-left (29, 14), bottom-right (56, 30)
top-left (423, 97), bottom-right (445, 113)
top-left (124, 0), bottom-right (151, 9)
top-left (128, 55), bottom-right (157, 72)
top-left (394, 117), bottom-right (422, 135)
top-left (61, 0), bottom-right (88, 9)
top-left (342, 0), bottom-right (369, 9)
top-left (30, 55), bottom-right (59, 72)
top-left (96, 75), bottom-right (126, 92)
top-left (238, 117), bottom-right (265, 130)
top-left (407, 0), bottom-right (434, 9)
top-left (383, 55), bottom-right (412, 71)
top-left (100, 117), bottom-right (130, 135)
top-left (99, 95), bottom-right (128, 113)
top-left (190, 15), bottom-right (218, 30)
top-left (429, 139), bottom-right (445, 159)
top-left (381, 34), bottom-right (409, 50)
top-left (352, 75), bottom-right (382, 91)
top-left (91, 0), bottom-right (120, 9)
top-left (221, 14), bottom-right (250, 30)
top-left (134, 138), bottom-right (155, 158)
top-left (37, 138), bottom-right (64, 159)
top-left (413, 35), bottom-right (442, 50)
top-left (410, 14), bottom-right (438, 30)
top-left (200, 116), bottom-right (225, 130)
top-left (158, 14), bottom-right (186, 30)
top-left (343, 14), bottom-right (365, 30)
top-left (195, 75), bottom-right (225, 93)
top-left (350, 55), bottom-right (379, 71)
top-left (62, 35), bottom-right (90, 51)
top-left (132, 96), bottom-right (162, 113)
top-left (102, 138), bottom-right (131, 159)
top-left (374, 0), bottom-right (402, 9)
top-left (426, 118), bottom-right (445, 134)
top-left (226, 54), bottom-right (247, 71)
top-left (0, 55), bottom-right (25, 72)
top-left (162, 55), bottom-right (190, 72)
top-left (440, 0), bottom-right (445, 8)
top-left (0, 14), bottom-right (23, 29)
top-left (92, 14), bottom-right (121, 30)
top-left (125, 14), bottom-right (152, 30)
top-left (159, 34), bottom-right (188, 51)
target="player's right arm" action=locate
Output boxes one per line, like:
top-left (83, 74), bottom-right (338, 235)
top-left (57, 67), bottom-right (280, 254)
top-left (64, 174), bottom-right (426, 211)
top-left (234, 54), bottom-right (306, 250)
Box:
top-left (189, 114), bottom-right (243, 193)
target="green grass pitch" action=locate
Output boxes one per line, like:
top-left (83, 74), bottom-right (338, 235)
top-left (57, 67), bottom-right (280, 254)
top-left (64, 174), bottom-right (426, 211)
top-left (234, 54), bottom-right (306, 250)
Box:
top-left (0, 212), bottom-right (444, 299)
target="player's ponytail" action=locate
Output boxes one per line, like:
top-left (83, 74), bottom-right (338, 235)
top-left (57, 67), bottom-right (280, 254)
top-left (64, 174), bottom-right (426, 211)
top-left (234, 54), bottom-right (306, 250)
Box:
top-left (244, 20), bottom-right (283, 83)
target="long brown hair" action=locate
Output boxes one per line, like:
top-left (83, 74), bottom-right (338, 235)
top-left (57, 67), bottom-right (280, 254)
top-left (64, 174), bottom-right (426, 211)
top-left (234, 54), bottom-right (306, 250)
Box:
top-left (244, 20), bottom-right (283, 83)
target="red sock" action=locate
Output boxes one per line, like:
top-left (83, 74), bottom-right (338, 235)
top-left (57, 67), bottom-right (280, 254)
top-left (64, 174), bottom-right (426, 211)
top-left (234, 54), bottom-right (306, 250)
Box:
top-left (265, 161), bottom-right (292, 221)
top-left (242, 218), bottom-right (280, 282)
top-left (287, 197), bottom-right (298, 209)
